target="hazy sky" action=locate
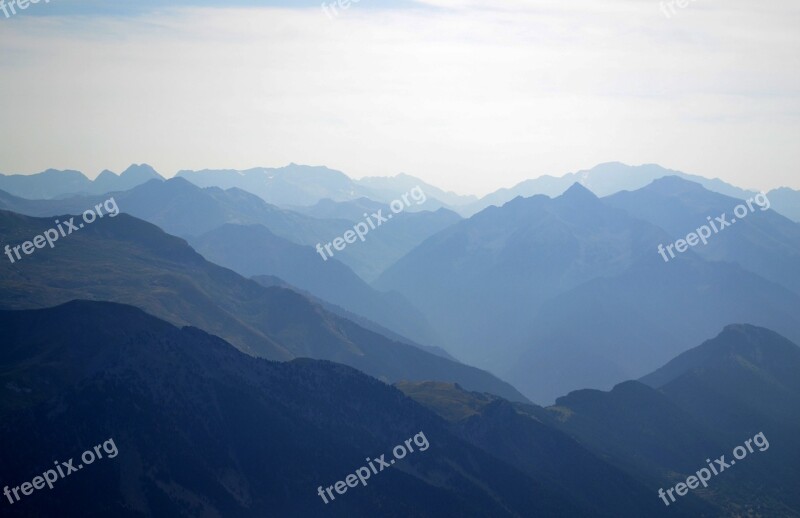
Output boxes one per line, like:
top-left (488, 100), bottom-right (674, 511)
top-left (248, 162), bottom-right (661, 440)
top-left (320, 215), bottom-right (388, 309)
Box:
top-left (0, 0), bottom-right (798, 196)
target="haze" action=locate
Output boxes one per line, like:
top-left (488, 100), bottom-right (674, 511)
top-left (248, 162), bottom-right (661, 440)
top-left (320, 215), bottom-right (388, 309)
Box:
top-left (0, 0), bottom-right (798, 195)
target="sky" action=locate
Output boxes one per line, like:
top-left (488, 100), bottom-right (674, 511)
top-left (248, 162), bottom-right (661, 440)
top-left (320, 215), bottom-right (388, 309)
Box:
top-left (0, 0), bottom-right (798, 196)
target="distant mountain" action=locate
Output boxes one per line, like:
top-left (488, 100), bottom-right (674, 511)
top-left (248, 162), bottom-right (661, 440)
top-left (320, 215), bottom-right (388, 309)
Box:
top-left (377, 182), bottom-right (800, 403)
top-left (0, 178), bottom-right (346, 245)
top-left (251, 275), bottom-right (458, 361)
top-left (89, 164), bottom-right (164, 194)
top-left (293, 197), bottom-right (387, 221)
top-left (464, 162), bottom-right (761, 216)
top-left (0, 301), bottom-right (569, 516)
top-left (189, 223), bottom-right (441, 348)
top-left (606, 176), bottom-right (800, 295)
top-left (335, 206), bottom-right (462, 281)
top-left (0, 164), bottom-right (163, 199)
top-left (0, 179), bottom-right (460, 281)
top-left (767, 186), bottom-right (800, 222)
top-left (176, 163), bottom-right (378, 207)
top-left (357, 172), bottom-right (477, 209)
top-left (250, 274), bottom-right (456, 361)
top-left (538, 325), bottom-right (800, 516)
top-left (0, 169), bottom-right (90, 199)
top-left (0, 210), bottom-right (527, 402)
top-left (177, 165), bottom-right (469, 213)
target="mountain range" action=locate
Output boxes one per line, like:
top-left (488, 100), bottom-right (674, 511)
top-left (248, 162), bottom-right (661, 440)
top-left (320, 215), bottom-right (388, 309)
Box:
top-left (0, 178), bottom-right (459, 281)
top-left (460, 162), bottom-right (800, 221)
top-left (1, 159), bottom-right (798, 516)
top-left (0, 209), bottom-right (524, 402)
top-left (188, 223), bottom-right (440, 347)
top-left (5, 162), bottom-right (798, 222)
top-left (5, 301), bottom-right (797, 516)
top-left (0, 164), bottom-right (163, 200)
top-left (376, 178), bottom-right (800, 403)
top-left (0, 301), bottom-right (562, 517)
top-left (400, 324), bottom-right (800, 516)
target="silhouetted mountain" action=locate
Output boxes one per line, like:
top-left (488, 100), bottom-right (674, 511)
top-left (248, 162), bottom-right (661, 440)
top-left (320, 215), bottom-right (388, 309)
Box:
top-left (0, 164), bottom-right (164, 199)
top-left (606, 176), bottom-right (800, 295)
top-left (0, 210), bottom-right (526, 402)
top-left (546, 381), bottom-right (723, 480)
top-left (0, 301), bottom-right (572, 517)
top-left (642, 325), bottom-right (800, 441)
top-left (396, 382), bottom-right (702, 517)
top-left (189, 223), bottom-right (441, 347)
top-left (377, 182), bottom-right (800, 403)
top-left (537, 325), bottom-right (800, 516)
top-left (396, 323), bottom-right (800, 517)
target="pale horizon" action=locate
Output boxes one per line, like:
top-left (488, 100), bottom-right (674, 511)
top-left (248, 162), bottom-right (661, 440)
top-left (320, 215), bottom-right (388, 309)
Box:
top-left (1, 0), bottom-right (798, 196)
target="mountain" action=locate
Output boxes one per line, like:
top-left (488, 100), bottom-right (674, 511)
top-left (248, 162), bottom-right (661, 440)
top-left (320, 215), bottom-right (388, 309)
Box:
top-left (283, 197), bottom-right (464, 281)
top-left (0, 301), bottom-right (578, 517)
top-left (176, 163), bottom-right (378, 207)
top-left (537, 325), bottom-right (800, 516)
top-left (396, 382), bottom-right (691, 517)
top-left (0, 179), bottom-right (460, 281)
top-left (463, 162), bottom-right (761, 217)
top-left (767, 186), bottom-right (800, 222)
top-left (0, 177), bottom-right (347, 245)
top-left (293, 197), bottom-right (387, 221)
top-left (89, 164), bottom-right (164, 194)
top-left (336, 206), bottom-right (463, 281)
top-left (377, 182), bottom-right (800, 403)
top-left (250, 274), bottom-right (456, 361)
top-left (0, 164), bottom-right (164, 199)
top-left (606, 176), bottom-right (800, 295)
top-left (189, 223), bottom-right (441, 347)
top-left (0, 169), bottom-right (91, 199)
top-left (396, 325), bottom-right (800, 515)
top-left (176, 165), bottom-right (470, 213)
top-left (641, 324), bottom-right (800, 440)
top-left (357, 173), bottom-right (477, 209)
top-left (0, 209), bottom-right (526, 402)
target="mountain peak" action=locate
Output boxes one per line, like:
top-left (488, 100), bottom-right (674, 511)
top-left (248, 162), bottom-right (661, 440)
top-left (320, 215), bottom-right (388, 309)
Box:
top-left (560, 182), bottom-right (598, 202)
top-left (640, 324), bottom-right (800, 389)
top-left (95, 169), bottom-right (117, 179)
top-left (121, 163), bottom-right (163, 180)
